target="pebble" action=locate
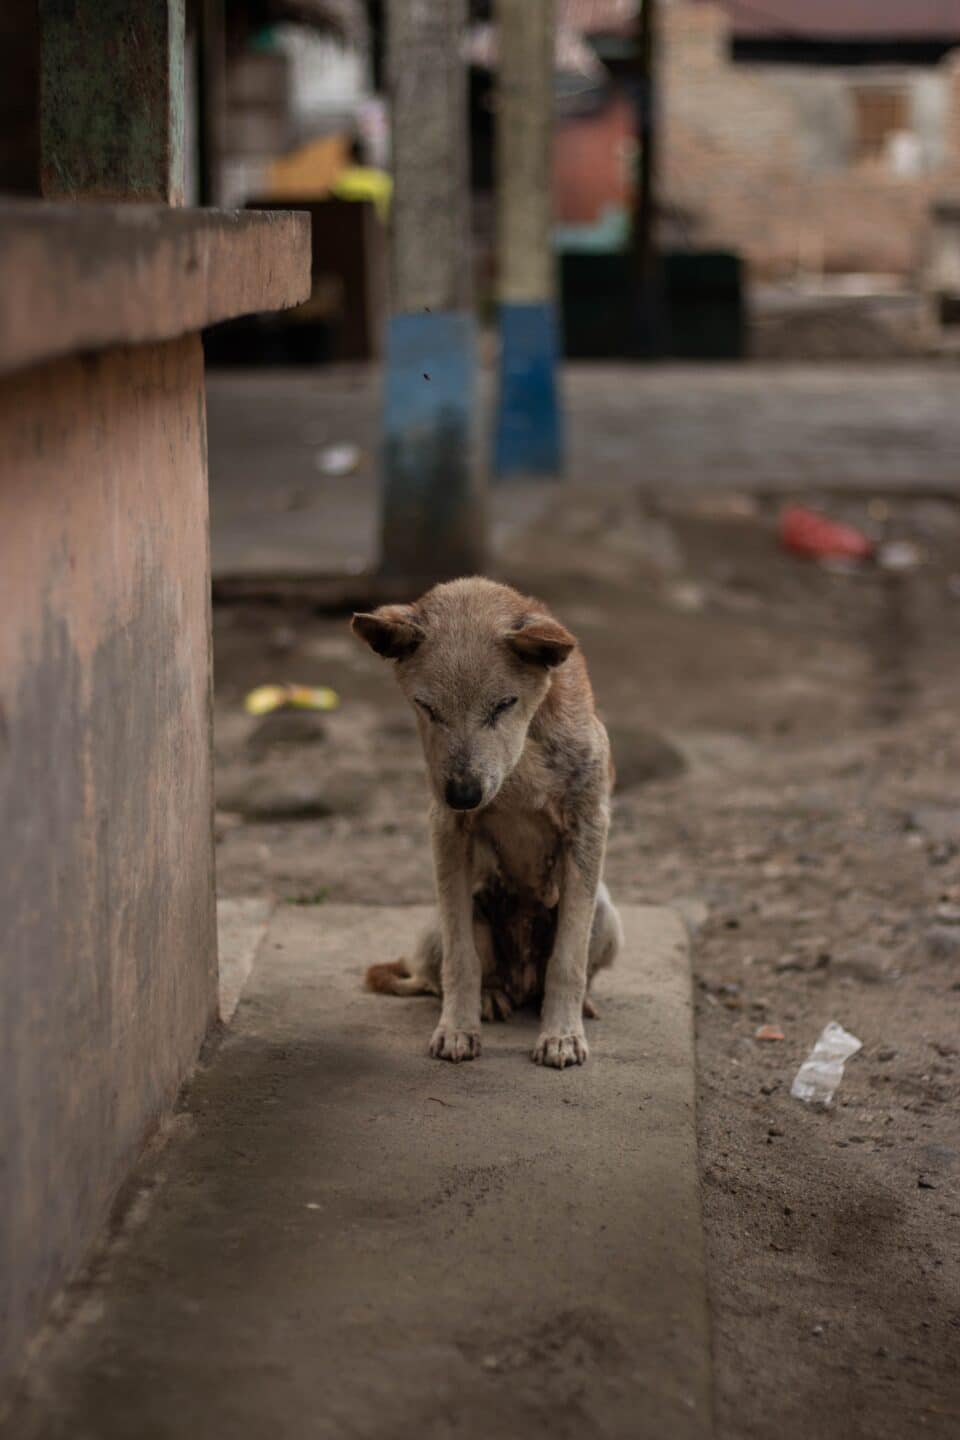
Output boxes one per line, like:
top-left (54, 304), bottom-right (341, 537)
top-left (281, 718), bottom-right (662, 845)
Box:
top-left (877, 540), bottom-right (923, 573)
top-left (666, 580), bottom-right (706, 614)
top-left (673, 895), bottom-right (710, 938)
top-left (927, 926), bottom-right (960, 961)
top-left (877, 1048), bottom-right (897, 1062)
top-left (833, 948), bottom-right (898, 984)
top-left (907, 809), bottom-right (960, 846)
top-left (919, 1143), bottom-right (957, 1170)
top-left (775, 952), bottom-right (830, 974)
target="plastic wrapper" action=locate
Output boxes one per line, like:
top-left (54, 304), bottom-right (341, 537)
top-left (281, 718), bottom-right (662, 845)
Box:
top-left (790, 1021), bottom-right (862, 1106)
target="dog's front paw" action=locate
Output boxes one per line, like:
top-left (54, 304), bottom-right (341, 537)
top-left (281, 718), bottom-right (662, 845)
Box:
top-left (532, 1031), bottom-right (589, 1069)
top-left (429, 1024), bottom-right (481, 1062)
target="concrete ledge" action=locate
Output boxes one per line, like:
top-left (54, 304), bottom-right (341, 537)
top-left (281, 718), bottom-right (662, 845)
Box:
top-left (5, 903), bottom-right (712, 1439)
top-left (216, 897), bottom-right (274, 1025)
top-left (0, 201), bottom-right (312, 377)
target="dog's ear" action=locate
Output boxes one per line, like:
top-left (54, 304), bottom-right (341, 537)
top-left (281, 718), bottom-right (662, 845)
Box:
top-left (352, 605), bottom-right (425, 660)
top-left (506, 616), bottom-right (576, 669)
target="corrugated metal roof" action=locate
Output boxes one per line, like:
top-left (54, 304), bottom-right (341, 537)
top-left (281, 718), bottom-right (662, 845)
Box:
top-left (695, 0), bottom-right (960, 41)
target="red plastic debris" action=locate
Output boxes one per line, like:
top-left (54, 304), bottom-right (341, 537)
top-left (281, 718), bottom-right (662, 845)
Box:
top-left (779, 506), bottom-right (874, 562)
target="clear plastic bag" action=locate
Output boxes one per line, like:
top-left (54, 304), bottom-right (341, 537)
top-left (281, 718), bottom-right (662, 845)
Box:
top-left (790, 1021), bottom-right (862, 1107)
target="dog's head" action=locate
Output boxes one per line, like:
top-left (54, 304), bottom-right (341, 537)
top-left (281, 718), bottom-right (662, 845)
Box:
top-left (352, 578), bottom-right (576, 813)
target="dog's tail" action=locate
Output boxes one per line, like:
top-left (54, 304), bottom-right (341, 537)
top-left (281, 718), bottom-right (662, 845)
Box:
top-left (365, 957), bottom-right (436, 997)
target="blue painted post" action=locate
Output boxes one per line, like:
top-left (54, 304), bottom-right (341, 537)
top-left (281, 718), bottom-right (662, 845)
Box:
top-left (494, 0), bottom-right (563, 481)
top-left (381, 0), bottom-right (485, 580)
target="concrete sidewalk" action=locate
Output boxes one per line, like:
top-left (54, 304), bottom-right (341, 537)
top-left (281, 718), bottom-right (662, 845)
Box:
top-left (206, 363), bottom-right (960, 581)
top-left (6, 904), bottom-right (712, 1440)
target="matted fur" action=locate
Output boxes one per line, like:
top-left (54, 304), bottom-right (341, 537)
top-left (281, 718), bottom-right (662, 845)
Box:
top-left (352, 577), bottom-right (621, 1069)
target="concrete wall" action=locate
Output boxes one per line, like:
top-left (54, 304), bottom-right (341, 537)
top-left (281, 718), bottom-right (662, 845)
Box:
top-left (0, 335), bottom-right (218, 1387)
top-left (661, 2), bottom-right (960, 277)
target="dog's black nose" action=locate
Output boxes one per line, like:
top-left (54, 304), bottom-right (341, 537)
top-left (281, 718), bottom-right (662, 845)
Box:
top-left (445, 776), bottom-right (483, 811)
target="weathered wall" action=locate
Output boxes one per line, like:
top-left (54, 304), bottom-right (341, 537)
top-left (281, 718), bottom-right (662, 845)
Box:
top-left (0, 335), bottom-right (218, 1388)
top-left (662, 2), bottom-right (960, 277)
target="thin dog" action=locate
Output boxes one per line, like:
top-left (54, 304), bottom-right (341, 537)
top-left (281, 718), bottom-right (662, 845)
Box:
top-left (352, 577), bottom-right (622, 1069)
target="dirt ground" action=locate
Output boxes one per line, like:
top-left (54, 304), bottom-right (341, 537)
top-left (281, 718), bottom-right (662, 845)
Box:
top-left (212, 482), bottom-right (960, 1439)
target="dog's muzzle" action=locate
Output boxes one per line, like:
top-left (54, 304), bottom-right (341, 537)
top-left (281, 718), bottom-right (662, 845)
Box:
top-left (445, 775), bottom-right (483, 811)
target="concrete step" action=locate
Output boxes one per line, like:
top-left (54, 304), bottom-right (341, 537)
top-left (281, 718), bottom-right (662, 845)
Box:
top-left (6, 904), bottom-right (712, 1440)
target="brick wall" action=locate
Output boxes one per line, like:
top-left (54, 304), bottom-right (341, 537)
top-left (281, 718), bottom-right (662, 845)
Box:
top-left (661, 1), bottom-right (960, 278)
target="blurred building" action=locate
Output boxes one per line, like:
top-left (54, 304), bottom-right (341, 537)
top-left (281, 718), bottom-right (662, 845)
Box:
top-left (665, 0), bottom-right (960, 279)
top-left (197, 0), bottom-right (387, 364)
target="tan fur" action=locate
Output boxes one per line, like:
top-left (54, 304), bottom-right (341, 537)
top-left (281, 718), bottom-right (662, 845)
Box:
top-left (352, 577), bottom-right (622, 1070)
top-left (365, 959), bottom-right (437, 997)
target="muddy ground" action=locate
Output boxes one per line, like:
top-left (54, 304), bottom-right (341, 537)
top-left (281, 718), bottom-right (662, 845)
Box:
top-left (213, 485), bottom-right (960, 1439)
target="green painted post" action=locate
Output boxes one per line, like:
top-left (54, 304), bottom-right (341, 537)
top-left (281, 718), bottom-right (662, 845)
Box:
top-left (40, 0), bottom-right (186, 204)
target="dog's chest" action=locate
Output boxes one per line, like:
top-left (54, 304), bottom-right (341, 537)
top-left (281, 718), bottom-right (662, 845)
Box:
top-left (472, 800), bottom-right (562, 906)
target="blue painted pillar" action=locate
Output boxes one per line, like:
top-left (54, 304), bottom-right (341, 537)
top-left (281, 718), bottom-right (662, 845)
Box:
top-left (494, 0), bottom-right (563, 481)
top-left (381, 0), bottom-right (485, 579)
top-left (382, 311), bottom-right (482, 578)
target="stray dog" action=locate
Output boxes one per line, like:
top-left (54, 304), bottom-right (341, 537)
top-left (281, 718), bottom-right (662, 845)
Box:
top-left (352, 577), bottom-right (622, 1069)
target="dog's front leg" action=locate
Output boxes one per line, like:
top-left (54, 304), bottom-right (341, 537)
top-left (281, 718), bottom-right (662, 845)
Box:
top-left (428, 809), bottom-right (482, 1062)
top-left (535, 802), bottom-right (608, 1069)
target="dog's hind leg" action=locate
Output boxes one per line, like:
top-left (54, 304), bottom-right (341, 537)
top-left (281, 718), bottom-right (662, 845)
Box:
top-left (365, 922), bottom-right (442, 997)
top-left (475, 912), bottom-right (513, 1022)
top-left (583, 882), bottom-right (623, 1017)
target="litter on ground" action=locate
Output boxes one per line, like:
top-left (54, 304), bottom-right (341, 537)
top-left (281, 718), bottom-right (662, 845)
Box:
top-left (316, 443), bottom-right (360, 476)
top-left (244, 683), bottom-right (340, 717)
top-left (790, 1021), bottom-right (862, 1107)
top-left (779, 506), bottom-right (874, 562)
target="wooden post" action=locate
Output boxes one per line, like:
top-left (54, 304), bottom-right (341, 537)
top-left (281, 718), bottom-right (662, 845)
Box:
top-left (196, 0), bottom-right (226, 207)
top-left (633, 0), bottom-right (662, 357)
top-left (493, 0), bottom-right (562, 480)
top-left (381, 0), bottom-right (484, 580)
top-left (39, 0), bottom-right (186, 204)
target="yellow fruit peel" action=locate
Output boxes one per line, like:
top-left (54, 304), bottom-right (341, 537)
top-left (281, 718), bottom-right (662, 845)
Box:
top-left (244, 684), bottom-right (340, 716)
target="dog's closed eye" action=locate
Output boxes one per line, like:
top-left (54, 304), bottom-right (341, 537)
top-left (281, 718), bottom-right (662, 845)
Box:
top-left (487, 696), bottom-right (518, 726)
top-left (414, 696), bottom-right (442, 724)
